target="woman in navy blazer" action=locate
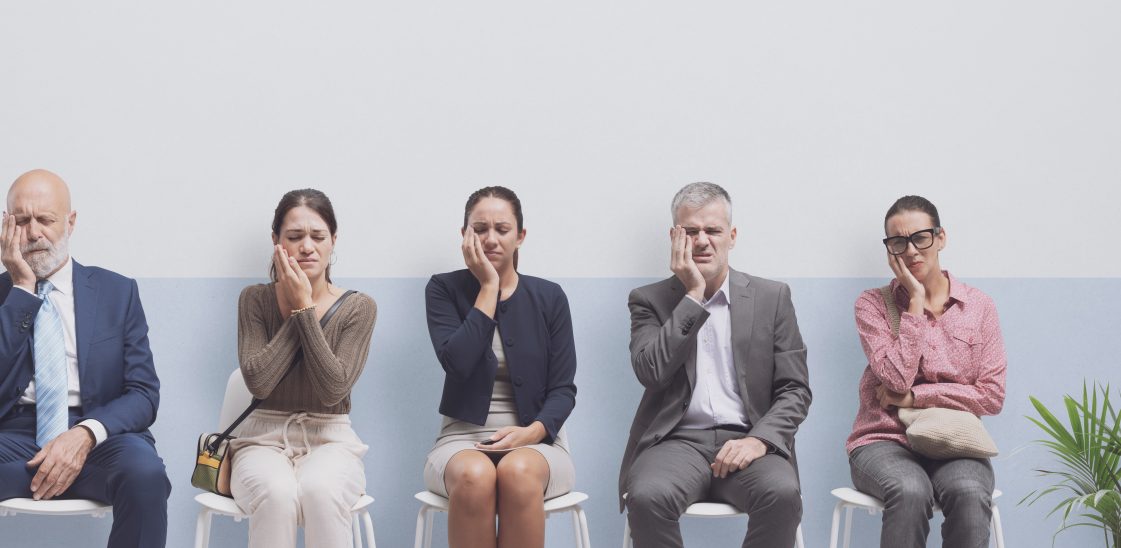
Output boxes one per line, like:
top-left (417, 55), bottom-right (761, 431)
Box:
top-left (423, 186), bottom-right (577, 548)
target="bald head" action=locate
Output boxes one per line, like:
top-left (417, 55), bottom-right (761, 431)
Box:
top-left (9, 169), bottom-right (72, 213)
top-left (6, 169), bottom-right (76, 279)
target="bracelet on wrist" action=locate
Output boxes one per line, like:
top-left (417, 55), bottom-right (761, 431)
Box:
top-left (290, 304), bottom-right (317, 316)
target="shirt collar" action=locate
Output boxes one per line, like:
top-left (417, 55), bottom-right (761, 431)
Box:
top-left (703, 272), bottom-right (732, 307)
top-left (43, 258), bottom-right (74, 296)
top-left (945, 271), bottom-right (969, 304)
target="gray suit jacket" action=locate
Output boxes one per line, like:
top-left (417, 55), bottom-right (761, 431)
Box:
top-left (618, 269), bottom-right (811, 510)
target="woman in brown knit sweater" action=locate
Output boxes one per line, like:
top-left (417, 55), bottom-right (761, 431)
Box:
top-left (229, 189), bottom-right (377, 548)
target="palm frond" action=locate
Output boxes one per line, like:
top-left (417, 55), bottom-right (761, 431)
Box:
top-left (1023, 381), bottom-right (1121, 546)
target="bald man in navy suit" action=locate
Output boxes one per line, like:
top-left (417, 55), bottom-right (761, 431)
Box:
top-left (0, 170), bottom-right (170, 548)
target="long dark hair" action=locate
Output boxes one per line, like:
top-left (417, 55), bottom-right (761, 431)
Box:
top-left (270, 188), bottom-right (338, 283)
top-left (884, 195), bottom-right (940, 233)
top-left (463, 186), bottom-right (524, 270)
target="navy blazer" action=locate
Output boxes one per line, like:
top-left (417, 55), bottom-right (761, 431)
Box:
top-left (425, 269), bottom-right (577, 443)
top-left (0, 261), bottom-right (160, 438)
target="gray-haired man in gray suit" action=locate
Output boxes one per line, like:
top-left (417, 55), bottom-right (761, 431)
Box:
top-left (619, 182), bottom-right (811, 548)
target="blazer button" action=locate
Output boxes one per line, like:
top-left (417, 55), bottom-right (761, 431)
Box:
top-left (500, 304), bottom-right (508, 313)
top-left (681, 401), bottom-right (689, 410)
top-left (514, 376), bottom-right (524, 386)
top-left (653, 434), bottom-right (662, 441)
top-left (20, 321), bottom-right (29, 329)
top-left (505, 337), bottom-right (514, 347)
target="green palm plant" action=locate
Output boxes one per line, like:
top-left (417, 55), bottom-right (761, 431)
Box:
top-left (1023, 382), bottom-right (1121, 547)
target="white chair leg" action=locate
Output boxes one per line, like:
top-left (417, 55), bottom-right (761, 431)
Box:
top-left (622, 514), bottom-right (632, 548)
top-left (577, 506), bottom-right (592, 548)
top-left (795, 524), bottom-right (805, 548)
top-left (829, 501), bottom-right (844, 548)
top-left (991, 504), bottom-right (1004, 548)
top-left (194, 509), bottom-right (212, 548)
top-left (842, 506), bottom-right (854, 548)
top-left (570, 508), bottom-right (583, 548)
top-left (353, 512), bottom-right (363, 548)
top-left (362, 510), bottom-right (376, 548)
top-left (413, 505), bottom-right (428, 548)
top-left (423, 507), bottom-right (436, 548)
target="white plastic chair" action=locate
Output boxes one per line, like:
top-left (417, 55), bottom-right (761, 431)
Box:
top-left (0, 497), bottom-right (111, 519)
top-left (192, 370), bottom-right (377, 548)
top-left (828, 487), bottom-right (1005, 548)
top-left (413, 490), bottom-right (592, 548)
top-left (621, 500), bottom-right (806, 548)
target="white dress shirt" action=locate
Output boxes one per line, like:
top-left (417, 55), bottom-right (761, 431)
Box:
top-left (17, 258), bottom-right (108, 445)
top-left (678, 273), bottom-right (750, 430)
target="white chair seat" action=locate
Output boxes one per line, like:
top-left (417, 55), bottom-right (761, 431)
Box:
top-left (683, 501), bottom-right (745, 517)
top-left (195, 492), bottom-right (375, 520)
top-left (0, 497), bottom-right (111, 518)
top-left (831, 486), bottom-right (1003, 513)
top-left (829, 486), bottom-right (1005, 548)
top-left (622, 500), bottom-right (805, 548)
top-left (413, 490), bottom-right (592, 548)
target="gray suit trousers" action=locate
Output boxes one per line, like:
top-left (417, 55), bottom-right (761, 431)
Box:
top-left (849, 441), bottom-right (994, 548)
top-left (624, 428), bottom-right (802, 548)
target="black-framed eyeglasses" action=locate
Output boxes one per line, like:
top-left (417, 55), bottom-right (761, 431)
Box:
top-left (882, 227), bottom-right (941, 256)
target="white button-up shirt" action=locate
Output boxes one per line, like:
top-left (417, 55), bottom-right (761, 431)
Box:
top-left (17, 258), bottom-right (108, 445)
top-left (678, 274), bottom-right (749, 430)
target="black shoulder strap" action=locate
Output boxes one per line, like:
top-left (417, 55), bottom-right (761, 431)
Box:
top-left (208, 290), bottom-right (359, 450)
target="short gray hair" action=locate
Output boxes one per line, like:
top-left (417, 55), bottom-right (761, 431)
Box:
top-left (671, 182), bottom-right (732, 224)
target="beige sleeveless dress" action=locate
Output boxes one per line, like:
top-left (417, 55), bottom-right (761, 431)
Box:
top-left (423, 333), bottom-right (575, 499)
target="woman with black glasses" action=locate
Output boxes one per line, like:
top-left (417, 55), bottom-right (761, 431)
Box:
top-left (845, 195), bottom-right (1007, 548)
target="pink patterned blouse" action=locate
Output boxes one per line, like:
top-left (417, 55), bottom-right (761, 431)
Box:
top-left (846, 272), bottom-right (1007, 453)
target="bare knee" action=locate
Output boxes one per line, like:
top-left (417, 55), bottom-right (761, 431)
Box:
top-left (495, 451), bottom-right (547, 504)
top-left (446, 452), bottom-right (497, 508)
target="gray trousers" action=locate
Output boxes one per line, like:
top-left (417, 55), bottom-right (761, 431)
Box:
top-left (849, 441), bottom-right (994, 548)
top-left (624, 428), bottom-right (802, 548)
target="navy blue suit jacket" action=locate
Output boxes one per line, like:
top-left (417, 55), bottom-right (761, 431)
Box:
top-left (0, 261), bottom-right (160, 438)
top-left (425, 270), bottom-right (577, 443)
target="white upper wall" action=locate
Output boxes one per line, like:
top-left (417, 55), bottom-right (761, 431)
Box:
top-left (2, 2), bottom-right (1118, 278)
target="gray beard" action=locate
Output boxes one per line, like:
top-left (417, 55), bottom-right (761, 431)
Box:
top-left (22, 234), bottom-right (70, 280)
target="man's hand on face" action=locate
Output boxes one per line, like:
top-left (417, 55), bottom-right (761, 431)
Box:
top-left (670, 225), bottom-right (706, 303)
top-left (1, 212), bottom-right (36, 292)
top-left (27, 427), bottom-right (95, 500)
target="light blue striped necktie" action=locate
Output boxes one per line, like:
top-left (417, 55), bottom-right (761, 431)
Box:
top-left (34, 280), bottom-right (69, 447)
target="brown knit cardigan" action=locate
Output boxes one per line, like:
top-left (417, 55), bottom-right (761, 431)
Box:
top-left (237, 283), bottom-right (377, 414)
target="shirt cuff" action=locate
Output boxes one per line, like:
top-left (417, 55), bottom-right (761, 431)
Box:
top-left (77, 419), bottom-right (108, 447)
top-left (749, 435), bottom-right (780, 455)
top-left (14, 285), bottom-right (37, 297)
top-left (909, 384), bottom-right (936, 409)
top-left (683, 294), bottom-right (702, 306)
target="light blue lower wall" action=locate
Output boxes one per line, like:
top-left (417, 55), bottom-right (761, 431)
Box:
top-left (4, 277), bottom-right (1115, 547)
